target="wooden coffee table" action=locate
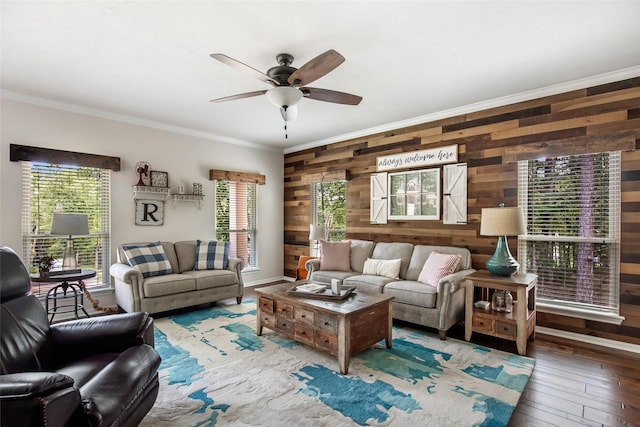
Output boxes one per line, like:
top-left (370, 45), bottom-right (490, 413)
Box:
top-left (256, 281), bottom-right (394, 374)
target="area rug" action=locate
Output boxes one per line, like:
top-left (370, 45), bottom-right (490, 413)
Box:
top-left (141, 299), bottom-right (534, 427)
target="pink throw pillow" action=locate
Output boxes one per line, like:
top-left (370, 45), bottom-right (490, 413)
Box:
top-left (418, 251), bottom-right (462, 287)
top-left (319, 240), bottom-right (352, 271)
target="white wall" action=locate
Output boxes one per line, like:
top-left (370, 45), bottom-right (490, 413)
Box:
top-left (0, 99), bottom-right (285, 286)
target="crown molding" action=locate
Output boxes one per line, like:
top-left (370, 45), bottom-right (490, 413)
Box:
top-left (284, 65), bottom-right (640, 154)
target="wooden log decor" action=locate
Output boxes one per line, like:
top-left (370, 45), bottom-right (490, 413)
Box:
top-left (10, 144), bottom-right (121, 171)
top-left (209, 169), bottom-right (266, 185)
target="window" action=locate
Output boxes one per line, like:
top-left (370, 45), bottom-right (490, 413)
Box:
top-left (518, 151), bottom-right (622, 323)
top-left (215, 180), bottom-right (257, 270)
top-left (311, 180), bottom-right (346, 243)
top-left (22, 162), bottom-right (111, 295)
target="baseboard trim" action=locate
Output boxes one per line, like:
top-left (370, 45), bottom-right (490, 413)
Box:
top-left (536, 326), bottom-right (640, 357)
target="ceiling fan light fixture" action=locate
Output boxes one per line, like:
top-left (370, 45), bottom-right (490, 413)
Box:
top-left (265, 86), bottom-right (303, 110)
top-left (280, 104), bottom-right (298, 121)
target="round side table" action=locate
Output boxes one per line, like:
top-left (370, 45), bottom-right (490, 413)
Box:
top-left (31, 269), bottom-right (96, 323)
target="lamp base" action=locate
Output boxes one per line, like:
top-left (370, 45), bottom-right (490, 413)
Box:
top-left (486, 235), bottom-right (519, 276)
top-left (62, 238), bottom-right (78, 270)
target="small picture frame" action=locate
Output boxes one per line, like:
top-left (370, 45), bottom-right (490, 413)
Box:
top-left (150, 171), bottom-right (169, 188)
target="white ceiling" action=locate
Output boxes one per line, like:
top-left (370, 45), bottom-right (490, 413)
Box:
top-left (2, 1), bottom-right (640, 153)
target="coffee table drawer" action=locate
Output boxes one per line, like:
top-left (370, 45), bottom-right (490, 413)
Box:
top-left (315, 330), bottom-right (338, 352)
top-left (295, 307), bottom-right (315, 325)
top-left (258, 297), bottom-right (274, 314)
top-left (294, 324), bottom-right (314, 345)
top-left (316, 313), bottom-right (338, 334)
top-left (275, 301), bottom-right (294, 319)
top-left (275, 316), bottom-right (294, 333)
top-left (259, 312), bottom-right (276, 329)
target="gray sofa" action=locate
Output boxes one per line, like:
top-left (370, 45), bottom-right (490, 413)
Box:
top-left (110, 240), bottom-right (243, 314)
top-left (306, 240), bottom-right (475, 339)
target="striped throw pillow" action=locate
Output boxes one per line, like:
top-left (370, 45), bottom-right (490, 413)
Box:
top-left (122, 241), bottom-right (172, 278)
top-left (195, 240), bottom-right (230, 270)
top-left (418, 251), bottom-right (462, 288)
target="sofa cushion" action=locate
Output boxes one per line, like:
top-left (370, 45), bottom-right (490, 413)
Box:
top-left (349, 240), bottom-right (376, 273)
top-left (319, 240), bottom-right (351, 271)
top-left (343, 274), bottom-right (395, 294)
top-left (142, 273), bottom-right (196, 297)
top-left (362, 258), bottom-right (401, 279)
top-left (310, 270), bottom-right (356, 284)
top-left (370, 242), bottom-right (414, 279)
top-left (121, 242), bottom-right (173, 278)
top-left (182, 269), bottom-right (237, 290)
top-left (418, 251), bottom-right (462, 287)
top-left (406, 245), bottom-right (472, 280)
top-left (384, 281), bottom-right (438, 308)
top-left (195, 240), bottom-right (229, 270)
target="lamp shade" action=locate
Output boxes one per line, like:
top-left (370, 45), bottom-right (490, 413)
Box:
top-left (266, 86), bottom-right (303, 110)
top-left (309, 224), bottom-right (326, 241)
top-left (51, 213), bottom-right (89, 237)
top-left (480, 207), bottom-right (525, 236)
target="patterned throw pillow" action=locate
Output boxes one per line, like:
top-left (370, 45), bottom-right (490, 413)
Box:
top-left (418, 251), bottom-right (462, 288)
top-left (362, 258), bottom-right (402, 279)
top-left (122, 241), bottom-right (172, 278)
top-left (319, 240), bottom-right (351, 271)
top-left (195, 240), bottom-right (230, 270)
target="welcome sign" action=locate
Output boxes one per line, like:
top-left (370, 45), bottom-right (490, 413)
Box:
top-left (376, 145), bottom-right (458, 171)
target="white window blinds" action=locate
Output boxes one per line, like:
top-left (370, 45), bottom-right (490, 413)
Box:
top-left (518, 152), bottom-right (621, 316)
top-left (215, 180), bottom-right (257, 269)
top-left (21, 162), bottom-right (111, 289)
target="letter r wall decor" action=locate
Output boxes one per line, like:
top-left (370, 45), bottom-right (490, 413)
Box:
top-left (135, 199), bottom-right (165, 226)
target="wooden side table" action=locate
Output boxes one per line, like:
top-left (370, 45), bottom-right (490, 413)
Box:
top-left (464, 270), bottom-right (537, 355)
top-left (31, 270), bottom-right (96, 323)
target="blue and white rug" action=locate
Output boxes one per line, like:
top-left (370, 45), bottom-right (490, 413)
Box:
top-left (141, 299), bottom-right (534, 426)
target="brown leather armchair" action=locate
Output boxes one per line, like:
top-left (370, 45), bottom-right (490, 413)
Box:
top-left (0, 246), bottom-right (161, 427)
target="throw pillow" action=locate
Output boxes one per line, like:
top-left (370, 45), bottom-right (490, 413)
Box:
top-left (122, 241), bottom-right (172, 278)
top-left (362, 258), bottom-right (402, 279)
top-left (319, 240), bottom-right (351, 271)
top-left (195, 240), bottom-right (230, 270)
top-left (418, 251), bottom-right (462, 287)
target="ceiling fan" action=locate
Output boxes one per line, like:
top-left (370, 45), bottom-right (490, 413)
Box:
top-left (209, 49), bottom-right (362, 137)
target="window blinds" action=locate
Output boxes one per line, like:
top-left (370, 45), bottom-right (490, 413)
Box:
top-left (21, 162), bottom-right (111, 287)
top-left (518, 152), bottom-right (620, 313)
top-left (215, 180), bottom-right (257, 268)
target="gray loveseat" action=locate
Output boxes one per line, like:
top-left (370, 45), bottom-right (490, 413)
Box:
top-left (110, 240), bottom-right (243, 314)
top-left (306, 240), bottom-right (475, 339)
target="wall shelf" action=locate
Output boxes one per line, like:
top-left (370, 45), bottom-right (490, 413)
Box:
top-left (172, 194), bottom-right (205, 209)
top-left (132, 185), bottom-right (170, 200)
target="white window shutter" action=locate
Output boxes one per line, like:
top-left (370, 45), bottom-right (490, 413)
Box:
top-left (443, 163), bottom-right (467, 225)
top-left (370, 172), bottom-right (388, 224)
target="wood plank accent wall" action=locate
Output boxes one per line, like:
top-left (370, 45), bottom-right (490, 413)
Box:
top-left (284, 77), bottom-right (640, 345)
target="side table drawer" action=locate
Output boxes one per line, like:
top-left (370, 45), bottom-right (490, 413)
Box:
top-left (496, 321), bottom-right (516, 337)
top-left (258, 297), bottom-right (274, 314)
top-left (472, 316), bottom-right (493, 332)
top-left (316, 313), bottom-right (338, 334)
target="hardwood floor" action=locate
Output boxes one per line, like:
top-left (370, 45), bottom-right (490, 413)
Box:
top-left (241, 286), bottom-right (640, 427)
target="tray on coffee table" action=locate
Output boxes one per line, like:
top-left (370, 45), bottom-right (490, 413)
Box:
top-left (287, 283), bottom-right (356, 300)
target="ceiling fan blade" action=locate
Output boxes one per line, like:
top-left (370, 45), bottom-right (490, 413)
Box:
top-left (210, 53), bottom-right (278, 86)
top-left (288, 49), bottom-right (345, 87)
top-left (301, 87), bottom-right (362, 105)
top-left (209, 90), bottom-right (267, 103)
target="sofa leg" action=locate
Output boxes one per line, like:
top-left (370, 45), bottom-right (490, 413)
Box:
top-left (236, 296), bottom-right (242, 304)
top-left (438, 330), bottom-right (447, 340)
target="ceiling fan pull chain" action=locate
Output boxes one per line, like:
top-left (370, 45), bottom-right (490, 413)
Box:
top-left (284, 122), bottom-right (288, 139)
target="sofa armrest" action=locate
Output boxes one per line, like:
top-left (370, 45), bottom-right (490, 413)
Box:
top-left (305, 258), bottom-right (321, 276)
top-left (228, 256), bottom-right (244, 289)
top-left (1, 372), bottom-right (80, 427)
top-left (109, 262), bottom-right (143, 286)
top-left (50, 312), bottom-right (154, 362)
top-left (437, 268), bottom-right (476, 294)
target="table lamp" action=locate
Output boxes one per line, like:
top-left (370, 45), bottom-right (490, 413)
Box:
top-left (309, 224), bottom-right (326, 256)
top-left (480, 204), bottom-right (525, 276)
top-left (50, 213), bottom-right (89, 272)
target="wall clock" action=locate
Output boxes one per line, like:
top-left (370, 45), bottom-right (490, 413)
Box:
top-left (150, 171), bottom-right (169, 188)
